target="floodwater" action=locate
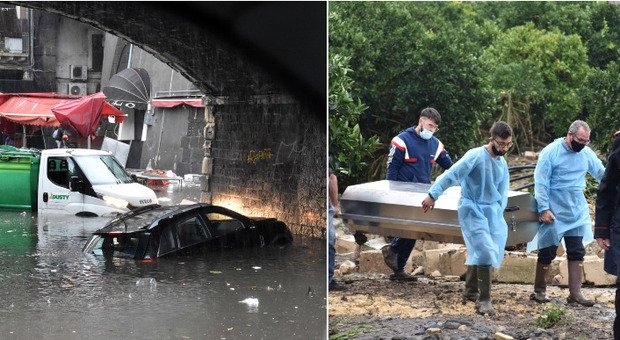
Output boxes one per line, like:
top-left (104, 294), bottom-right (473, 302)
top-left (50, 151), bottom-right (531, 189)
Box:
top-left (0, 183), bottom-right (326, 339)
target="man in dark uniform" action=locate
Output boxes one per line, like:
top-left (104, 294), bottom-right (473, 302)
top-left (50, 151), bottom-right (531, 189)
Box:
top-left (594, 130), bottom-right (620, 338)
top-left (382, 107), bottom-right (453, 280)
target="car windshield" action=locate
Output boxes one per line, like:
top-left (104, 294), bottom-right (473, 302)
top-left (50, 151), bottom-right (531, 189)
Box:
top-left (73, 154), bottom-right (133, 185)
top-left (86, 234), bottom-right (140, 258)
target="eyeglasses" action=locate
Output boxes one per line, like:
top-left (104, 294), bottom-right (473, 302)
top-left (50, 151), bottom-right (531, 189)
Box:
top-left (492, 138), bottom-right (513, 148)
top-left (572, 134), bottom-right (590, 145)
top-left (422, 118), bottom-right (439, 132)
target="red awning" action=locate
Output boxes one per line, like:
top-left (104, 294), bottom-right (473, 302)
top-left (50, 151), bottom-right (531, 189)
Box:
top-left (151, 97), bottom-right (204, 108)
top-left (52, 92), bottom-right (126, 138)
top-left (0, 92), bottom-right (126, 128)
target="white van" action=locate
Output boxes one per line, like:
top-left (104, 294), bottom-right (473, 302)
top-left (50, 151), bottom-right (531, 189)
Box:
top-left (38, 149), bottom-right (158, 216)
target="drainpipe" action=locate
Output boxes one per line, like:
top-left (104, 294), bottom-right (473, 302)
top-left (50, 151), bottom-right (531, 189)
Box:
top-left (127, 44), bottom-right (133, 68)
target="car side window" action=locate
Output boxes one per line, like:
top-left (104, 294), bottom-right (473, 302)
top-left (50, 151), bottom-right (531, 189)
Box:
top-left (206, 212), bottom-right (245, 236)
top-left (47, 157), bottom-right (77, 189)
top-left (158, 225), bottom-right (177, 256)
top-left (176, 215), bottom-right (209, 248)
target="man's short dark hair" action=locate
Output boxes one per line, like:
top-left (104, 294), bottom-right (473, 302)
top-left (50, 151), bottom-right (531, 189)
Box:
top-left (420, 107), bottom-right (441, 125)
top-left (490, 121), bottom-right (512, 139)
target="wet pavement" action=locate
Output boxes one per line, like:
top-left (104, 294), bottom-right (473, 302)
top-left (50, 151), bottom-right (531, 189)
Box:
top-left (0, 183), bottom-right (326, 339)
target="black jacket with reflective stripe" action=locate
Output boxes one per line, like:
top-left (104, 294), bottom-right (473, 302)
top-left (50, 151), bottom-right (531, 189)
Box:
top-left (594, 135), bottom-right (620, 239)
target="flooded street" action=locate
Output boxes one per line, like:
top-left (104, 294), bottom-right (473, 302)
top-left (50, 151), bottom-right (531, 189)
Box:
top-left (0, 184), bottom-right (326, 339)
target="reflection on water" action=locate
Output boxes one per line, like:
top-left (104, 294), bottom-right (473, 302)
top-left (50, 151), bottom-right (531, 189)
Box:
top-left (0, 184), bottom-right (326, 339)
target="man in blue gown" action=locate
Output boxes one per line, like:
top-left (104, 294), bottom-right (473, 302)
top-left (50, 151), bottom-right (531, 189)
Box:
top-left (528, 120), bottom-right (605, 306)
top-left (421, 121), bottom-right (512, 315)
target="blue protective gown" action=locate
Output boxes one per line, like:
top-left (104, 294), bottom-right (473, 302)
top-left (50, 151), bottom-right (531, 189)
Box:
top-left (428, 146), bottom-right (510, 268)
top-left (526, 138), bottom-right (605, 252)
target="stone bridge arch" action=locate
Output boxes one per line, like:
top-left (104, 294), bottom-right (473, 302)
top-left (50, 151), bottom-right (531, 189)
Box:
top-left (13, 2), bottom-right (326, 236)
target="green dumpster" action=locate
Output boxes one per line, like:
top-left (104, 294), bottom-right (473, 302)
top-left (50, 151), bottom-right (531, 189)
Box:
top-left (0, 146), bottom-right (40, 210)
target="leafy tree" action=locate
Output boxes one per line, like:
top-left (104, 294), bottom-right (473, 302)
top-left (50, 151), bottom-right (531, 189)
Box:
top-left (329, 53), bottom-right (380, 189)
top-left (330, 2), bottom-right (495, 180)
top-left (582, 61), bottom-right (620, 155)
top-left (481, 23), bottom-right (590, 142)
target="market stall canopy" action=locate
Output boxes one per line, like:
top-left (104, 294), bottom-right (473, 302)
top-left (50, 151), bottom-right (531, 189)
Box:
top-left (151, 97), bottom-right (204, 108)
top-left (52, 92), bottom-right (126, 138)
top-left (103, 68), bottom-right (151, 110)
top-left (0, 92), bottom-right (126, 129)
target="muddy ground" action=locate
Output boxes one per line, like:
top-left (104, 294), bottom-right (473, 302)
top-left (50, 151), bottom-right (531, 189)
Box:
top-left (329, 259), bottom-right (616, 340)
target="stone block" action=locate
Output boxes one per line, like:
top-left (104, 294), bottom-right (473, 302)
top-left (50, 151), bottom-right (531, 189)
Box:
top-left (204, 123), bottom-right (215, 140)
top-left (336, 235), bottom-right (357, 254)
top-left (358, 250), bottom-right (392, 275)
top-left (524, 151), bottom-right (538, 161)
top-left (339, 260), bottom-right (357, 275)
top-left (411, 249), bottom-right (425, 268)
top-left (583, 256), bottom-right (616, 286)
top-left (423, 247), bottom-right (467, 277)
top-left (557, 258), bottom-right (574, 286)
top-left (495, 252), bottom-right (538, 283)
top-left (201, 157), bottom-right (213, 175)
top-left (449, 248), bottom-right (468, 277)
top-left (204, 106), bottom-right (215, 123)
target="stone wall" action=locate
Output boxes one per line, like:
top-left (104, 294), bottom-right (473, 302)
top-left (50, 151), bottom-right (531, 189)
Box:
top-left (207, 95), bottom-right (326, 237)
top-left (178, 107), bottom-right (206, 176)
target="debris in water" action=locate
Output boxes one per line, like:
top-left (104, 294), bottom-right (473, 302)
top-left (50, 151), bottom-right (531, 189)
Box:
top-left (252, 266), bottom-right (261, 270)
top-left (239, 298), bottom-right (259, 313)
top-left (239, 298), bottom-right (259, 306)
top-left (210, 270), bottom-right (222, 274)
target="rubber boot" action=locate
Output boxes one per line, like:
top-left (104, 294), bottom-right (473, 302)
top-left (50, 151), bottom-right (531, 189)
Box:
top-left (463, 265), bottom-right (479, 302)
top-left (566, 261), bottom-right (594, 307)
top-left (475, 265), bottom-right (495, 315)
top-left (530, 262), bottom-right (551, 303)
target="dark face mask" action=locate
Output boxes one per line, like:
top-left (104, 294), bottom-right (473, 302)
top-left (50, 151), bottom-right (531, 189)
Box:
top-left (570, 139), bottom-right (586, 152)
top-left (492, 144), bottom-right (506, 156)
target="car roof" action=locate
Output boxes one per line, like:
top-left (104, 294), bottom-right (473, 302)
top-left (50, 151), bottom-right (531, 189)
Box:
top-left (95, 204), bottom-right (205, 235)
top-left (94, 203), bottom-right (255, 235)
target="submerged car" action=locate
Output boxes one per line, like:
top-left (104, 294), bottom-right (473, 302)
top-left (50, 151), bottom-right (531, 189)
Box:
top-left (82, 203), bottom-right (293, 260)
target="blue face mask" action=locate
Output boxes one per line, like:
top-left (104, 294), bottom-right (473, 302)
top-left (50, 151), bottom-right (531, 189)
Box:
top-left (419, 128), bottom-right (433, 140)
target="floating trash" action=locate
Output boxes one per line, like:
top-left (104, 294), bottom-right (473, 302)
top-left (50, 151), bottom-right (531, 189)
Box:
top-left (210, 270), bottom-right (222, 274)
top-left (239, 297), bottom-right (259, 313)
top-left (252, 266), bottom-right (261, 270)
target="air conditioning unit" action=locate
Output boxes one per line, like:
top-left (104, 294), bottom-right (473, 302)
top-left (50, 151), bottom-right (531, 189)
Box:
top-left (67, 83), bottom-right (87, 96)
top-left (69, 65), bottom-right (87, 80)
